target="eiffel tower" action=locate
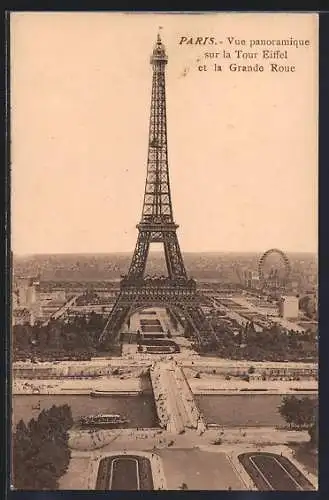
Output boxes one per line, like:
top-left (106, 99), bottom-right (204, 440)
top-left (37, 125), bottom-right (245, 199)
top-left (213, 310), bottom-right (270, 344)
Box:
top-left (99, 34), bottom-right (216, 349)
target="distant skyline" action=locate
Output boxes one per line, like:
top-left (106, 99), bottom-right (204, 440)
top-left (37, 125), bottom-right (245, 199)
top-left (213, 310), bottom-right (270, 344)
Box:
top-left (11, 13), bottom-right (318, 254)
top-left (13, 250), bottom-right (317, 257)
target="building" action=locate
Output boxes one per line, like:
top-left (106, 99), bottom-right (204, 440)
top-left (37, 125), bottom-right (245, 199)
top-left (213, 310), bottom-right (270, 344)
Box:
top-left (245, 271), bottom-right (260, 289)
top-left (13, 277), bottom-right (40, 307)
top-left (13, 277), bottom-right (41, 324)
top-left (13, 308), bottom-right (35, 326)
top-left (278, 295), bottom-right (299, 320)
top-left (39, 290), bottom-right (66, 302)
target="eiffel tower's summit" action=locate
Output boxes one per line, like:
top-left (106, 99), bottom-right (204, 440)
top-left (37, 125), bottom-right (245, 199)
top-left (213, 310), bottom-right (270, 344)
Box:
top-left (150, 32), bottom-right (168, 64)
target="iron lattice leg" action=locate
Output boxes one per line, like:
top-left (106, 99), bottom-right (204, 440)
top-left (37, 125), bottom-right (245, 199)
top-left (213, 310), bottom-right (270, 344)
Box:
top-left (99, 294), bottom-right (131, 348)
top-left (128, 231), bottom-right (151, 279)
top-left (163, 231), bottom-right (187, 280)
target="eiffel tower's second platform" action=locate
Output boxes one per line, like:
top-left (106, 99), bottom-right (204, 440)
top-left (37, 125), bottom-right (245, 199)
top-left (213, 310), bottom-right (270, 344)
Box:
top-left (119, 276), bottom-right (197, 302)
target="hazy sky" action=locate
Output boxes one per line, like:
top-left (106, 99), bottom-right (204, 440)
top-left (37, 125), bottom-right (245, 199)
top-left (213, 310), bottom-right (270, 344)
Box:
top-left (11, 12), bottom-right (318, 254)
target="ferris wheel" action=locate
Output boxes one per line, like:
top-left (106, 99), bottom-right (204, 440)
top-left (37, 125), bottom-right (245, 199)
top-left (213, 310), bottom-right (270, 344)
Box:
top-left (258, 248), bottom-right (291, 291)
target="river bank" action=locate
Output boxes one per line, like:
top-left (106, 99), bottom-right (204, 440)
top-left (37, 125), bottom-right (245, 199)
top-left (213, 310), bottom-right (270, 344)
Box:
top-left (13, 376), bottom-right (145, 395)
top-left (188, 378), bottom-right (318, 395)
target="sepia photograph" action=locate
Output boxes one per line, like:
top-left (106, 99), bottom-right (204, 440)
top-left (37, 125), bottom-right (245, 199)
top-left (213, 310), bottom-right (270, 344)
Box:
top-left (10, 12), bottom-right (318, 491)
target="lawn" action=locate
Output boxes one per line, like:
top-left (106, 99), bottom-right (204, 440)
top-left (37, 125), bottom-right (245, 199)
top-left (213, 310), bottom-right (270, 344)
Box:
top-left (238, 452), bottom-right (314, 491)
top-left (95, 455), bottom-right (154, 490)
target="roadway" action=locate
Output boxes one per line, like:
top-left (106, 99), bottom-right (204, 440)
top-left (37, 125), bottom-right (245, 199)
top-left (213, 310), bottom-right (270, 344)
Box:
top-left (150, 361), bottom-right (203, 433)
top-left (42, 293), bottom-right (83, 326)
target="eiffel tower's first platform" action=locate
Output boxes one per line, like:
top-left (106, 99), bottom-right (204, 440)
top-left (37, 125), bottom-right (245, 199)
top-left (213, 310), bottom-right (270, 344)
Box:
top-left (99, 34), bottom-right (216, 349)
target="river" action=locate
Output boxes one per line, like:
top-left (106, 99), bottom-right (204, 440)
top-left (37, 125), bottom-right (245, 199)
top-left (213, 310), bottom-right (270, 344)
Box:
top-left (12, 394), bottom-right (159, 429)
top-left (195, 394), bottom-right (318, 427)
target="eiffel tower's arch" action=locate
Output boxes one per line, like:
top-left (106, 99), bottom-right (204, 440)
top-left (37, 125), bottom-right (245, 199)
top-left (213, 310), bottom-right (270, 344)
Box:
top-left (99, 292), bottom-right (215, 350)
top-left (122, 302), bottom-right (203, 337)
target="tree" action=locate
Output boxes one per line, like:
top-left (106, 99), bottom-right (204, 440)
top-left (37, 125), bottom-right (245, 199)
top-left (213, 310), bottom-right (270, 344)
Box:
top-left (297, 397), bottom-right (317, 427)
top-left (13, 325), bottom-right (33, 353)
top-left (87, 311), bottom-right (103, 330)
top-left (12, 420), bottom-right (32, 488)
top-left (299, 295), bottom-right (316, 319)
top-left (236, 329), bottom-right (243, 345)
top-left (279, 396), bottom-right (301, 427)
top-left (308, 421), bottom-right (318, 448)
top-left (12, 404), bottom-right (73, 490)
top-left (279, 395), bottom-right (317, 429)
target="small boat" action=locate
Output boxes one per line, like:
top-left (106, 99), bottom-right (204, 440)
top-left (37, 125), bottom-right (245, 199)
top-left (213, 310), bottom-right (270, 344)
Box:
top-left (90, 390), bottom-right (114, 397)
top-left (32, 402), bottom-right (41, 410)
top-left (90, 390), bottom-right (142, 397)
top-left (79, 413), bottom-right (129, 427)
